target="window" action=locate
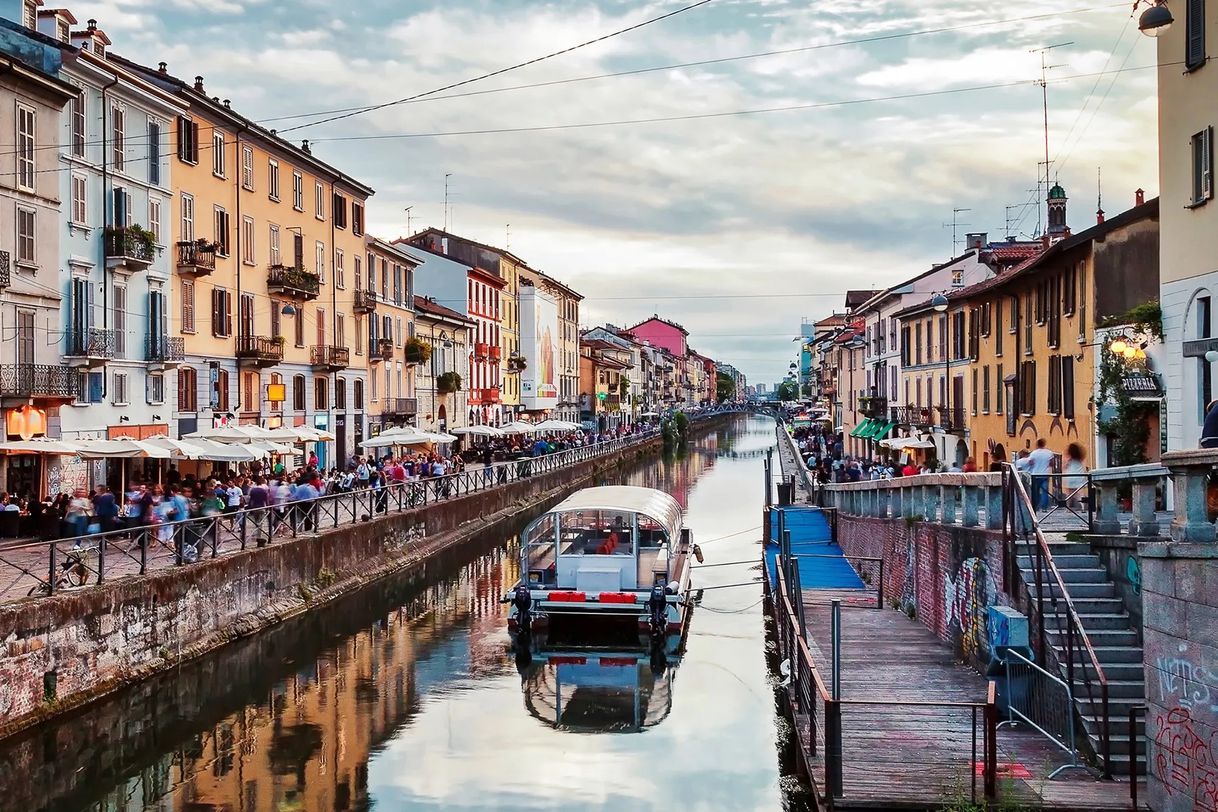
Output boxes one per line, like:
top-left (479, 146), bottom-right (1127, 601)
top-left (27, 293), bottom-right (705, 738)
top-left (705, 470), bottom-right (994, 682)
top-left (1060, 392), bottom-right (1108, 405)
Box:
top-left (336, 377), bottom-right (346, 410)
top-left (394, 264), bottom-right (403, 305)
top-left (111, 105), bottom-right (125, 172)
top-left (333, 192), bottom-right (347, 228)
top-left (1048, 355), bottom-right (1061, 415)
top-left (71, 175), bottom-right (87, 224)
top-left (1064, 266), bottom-right (1077, 315)
top-left (239, 293), bottom-right (255, 337)
top-left (270, 297), bottom-right (280, 340)
top-left (243, 372), bottom-right (256, 412)
top-left (72, 89), bottom-right (86, 157)
top-left (353, 202), bottom-right (364, 236)
top-left (77, 372), bottom-right (103, 404)
top-left (147, 373), bottom-right (165, 404)
top-left (316, 309), bottom-right (326, 348)
top-left (215, 207), bottom-right (230, 256)
top-left (371, 367), bottom-right (378, 401)
top-left (212, 131), bottom-right (226, 177)
top-left (149, 199), bottom-right (162, 245)
top-left (16, 104), bottom-right (34, 191)
top-left (269, 224), bottom-right (281, 265)
top-left (16, 207), bottom-right (35, 265)
top-left (354, 255), bottom-right (362, 292)
top-left (354, 379), bottom-right (364, 410)
top-left (1020, 360), bottom-right (1036, 416)
top-left (149, 122), bottom-right (161, 185)
top-left (113, 285), bottom-right (126, 357)
top-left (1062, 356), bottom-right (1075, 419)
top-left (355, 316), bottom-right (363, 355)
top-left (241, 216), bottom-right (255, 264)
top-left (336, 249), bottom-right (345, 289)
top-left (21, 0), bottom-right (35, 28)
top-left (180, 193), bottom-right (195, 243)
top-left (982, 366), bottom-right (991, 413)
top-left (292, 172), bottom-right (304, 210)
top-left (294, 308), bottom-right (305, 347)
top-left (315, 181), bottom-right (325, 219)
top-left (178, 367), bottom-right (197, 411)
top-left (215, 369), bottom-right (230, 412)
top-left (315, 241), bottom-right (325, 282)
top-left (970, 368), bottom-right (978, 415)
top-left (113, 372), bottom-right (128, 405)
top-left (181, 279), bottom-right (195, 332)
top-left (176, 115), bottom-right (199, 164)
top-left (1187, 0), bottom-right (1206, 70)
top-left (314, 377), bottom-right (328, 410)
top-left (1192, 127), bottom-right (1213, 205)
top-left (57, 19), bottom-right (69, 43)
top-left (112, 187), bottom-right (133, 229)
top-left (336, 312), bottom-right (345, 346)
top-left (241, 146), bottom-right (254, 190)
top-left (293, 374), bottom-right (306, 411)
top-left (996, 364), bottom-right (1004, 414)
top-left (1024, 294), bottom-right (1033, 351)
top-left (995, 303), bottom-right (1004, 356)
top-left (268, 159), bottom-right (280, 201)
top-left (211, 288), bottom-right (232, 337)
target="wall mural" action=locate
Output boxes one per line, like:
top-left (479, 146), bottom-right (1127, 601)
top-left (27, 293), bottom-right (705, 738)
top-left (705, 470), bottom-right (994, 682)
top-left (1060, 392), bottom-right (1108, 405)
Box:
top-left (944, 557), bottom-right (998, 659)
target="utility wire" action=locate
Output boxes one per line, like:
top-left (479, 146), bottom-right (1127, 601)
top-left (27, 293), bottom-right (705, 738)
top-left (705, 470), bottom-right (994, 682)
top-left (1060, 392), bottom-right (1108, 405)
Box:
top-left (275, 0), bottom-right (719, 134)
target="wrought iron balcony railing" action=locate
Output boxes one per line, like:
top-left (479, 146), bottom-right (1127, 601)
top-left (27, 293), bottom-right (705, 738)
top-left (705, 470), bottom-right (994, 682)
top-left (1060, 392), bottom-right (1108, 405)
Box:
top-left (0, 364), bottom-right (78, 399)
top-left (176, 241), bottom-right (217, 276)
top-left (146, 336), bottom-right (185, 365)
top-left (937, 405), bottom-right (967, 432)
top-left (236, 335), bottom-right (284, 366)
top-left (104, 227), bottom-right (156, 268)
top-left (353, 289), bottom-right (377, 313)
top-left (310, 345), bottom-right (350, 369)
top-left (65, 327), bottom-right (117, 360)
top-left (267, 265), bottom-right (321, 300)
top-left (889, 404), bottom-right (935, 428)
top-left (385, 397), bottom-right (418, 416)
top-left (0, 250), bottom-right (10, 288)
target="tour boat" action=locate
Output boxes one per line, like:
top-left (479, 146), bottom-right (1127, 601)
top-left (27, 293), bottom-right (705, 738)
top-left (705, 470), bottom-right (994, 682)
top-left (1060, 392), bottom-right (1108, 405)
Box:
top-left (505, 485), bottom-right (698, 648)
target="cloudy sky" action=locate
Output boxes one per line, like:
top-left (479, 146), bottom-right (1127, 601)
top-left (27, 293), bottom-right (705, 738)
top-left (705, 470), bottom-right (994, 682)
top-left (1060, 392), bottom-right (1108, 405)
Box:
top-left (80, 0), bottom-right (1157, 385)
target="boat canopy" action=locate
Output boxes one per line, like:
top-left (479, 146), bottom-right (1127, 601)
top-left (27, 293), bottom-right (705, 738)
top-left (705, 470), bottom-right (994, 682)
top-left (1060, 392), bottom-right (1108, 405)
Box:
top-left (549, 486), bottom-right (683, 542)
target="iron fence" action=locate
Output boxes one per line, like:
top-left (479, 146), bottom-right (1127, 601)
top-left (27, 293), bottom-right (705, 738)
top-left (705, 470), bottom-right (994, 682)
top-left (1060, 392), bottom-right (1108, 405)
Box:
top-left (999, 647), bottom-right (1092, 778)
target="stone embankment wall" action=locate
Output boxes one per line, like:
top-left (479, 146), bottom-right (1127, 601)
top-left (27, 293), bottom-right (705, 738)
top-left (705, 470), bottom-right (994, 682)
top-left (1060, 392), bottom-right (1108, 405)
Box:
top-left (0, 432), bottom-right (678, 739)
top-left (835, 514), bottom-right (1011, 668)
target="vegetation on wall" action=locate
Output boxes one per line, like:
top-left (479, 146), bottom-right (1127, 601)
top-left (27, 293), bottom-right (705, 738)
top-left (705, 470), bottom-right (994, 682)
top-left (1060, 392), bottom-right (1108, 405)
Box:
top-left (1096, 346), bottom-right (1154, 467)
top-left (1098, 300), bottom-right (1164, 340)
top-left (404, 337), bottom-right (433, 365)
top-left (436, 371), bottom-right (462, 394)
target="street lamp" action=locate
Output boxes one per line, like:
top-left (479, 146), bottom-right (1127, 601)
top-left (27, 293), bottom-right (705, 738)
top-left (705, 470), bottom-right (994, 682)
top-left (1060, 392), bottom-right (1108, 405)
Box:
top-left (1138, 0), bottom-right (1174, 35)
top-left (930, 294), bottom-right (951, 436)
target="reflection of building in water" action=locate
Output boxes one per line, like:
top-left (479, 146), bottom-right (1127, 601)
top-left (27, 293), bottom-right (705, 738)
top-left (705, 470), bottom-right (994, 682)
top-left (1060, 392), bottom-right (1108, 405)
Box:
top-left (522, 653), bottom-right (677, 733)
top-left (81, 552), bottom-right (511, 812)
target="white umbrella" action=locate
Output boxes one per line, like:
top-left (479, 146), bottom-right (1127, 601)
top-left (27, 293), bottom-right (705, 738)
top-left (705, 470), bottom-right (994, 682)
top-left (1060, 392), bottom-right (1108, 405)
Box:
top-left (75, 439), bottom-right (172, 459)
top-left (499, 421), bottom-right (537, 434)
top-left (189, 439), bottom-right (263, 462)
top-left (418, 431), bottom-right (458, 444)
top-left (894, 438), bottom-right (936, 450)
top-left (142, 436), bottom-right (213, 459)
top-left (451, 425), bottom-right (503, 438)
top-left (185, 425), bottom-right (273, 442)
top-left (249, 439), bottom-right (297, 455)
top-left (0, 438), bottom-right (83, 455)
top-left (533, 419), bottom-right (580, 432)
top-left (358, 430), bottom-right (429, 449)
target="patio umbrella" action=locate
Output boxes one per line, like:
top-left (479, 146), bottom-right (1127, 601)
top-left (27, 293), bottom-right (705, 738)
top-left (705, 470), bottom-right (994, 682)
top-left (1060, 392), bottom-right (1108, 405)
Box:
top-left (189, 439), bottom-right (263, 462)
top-left (417, 431), bottom-right (458, 444)
top-left (500, 421), bottom-right (538, 434)
top-left (184, 425), bottom-right (273, 442)
top-left (0, 438), bottom-right (84, 455)
top-left (249, 439), bottom-right (297, 455)
top-left (451, 425), bottom-right (503, 438)
top-left (74, 439), bottom-right (172, 459)
top-left (358, 430), bottom-right (429, 449)
top-left (142, 436), bottom-right (214, 459)
top-left (533, 419), bottom-right (580, 432)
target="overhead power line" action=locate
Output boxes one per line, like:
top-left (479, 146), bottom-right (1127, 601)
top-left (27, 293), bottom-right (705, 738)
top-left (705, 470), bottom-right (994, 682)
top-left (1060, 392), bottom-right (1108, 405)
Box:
top-left (275, 0), bottom-right (719, 134)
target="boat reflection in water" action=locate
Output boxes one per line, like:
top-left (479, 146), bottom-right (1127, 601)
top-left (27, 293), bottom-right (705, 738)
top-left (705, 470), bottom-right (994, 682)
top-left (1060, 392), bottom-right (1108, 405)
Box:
top-left (519, 647), bottom-right (679, 733)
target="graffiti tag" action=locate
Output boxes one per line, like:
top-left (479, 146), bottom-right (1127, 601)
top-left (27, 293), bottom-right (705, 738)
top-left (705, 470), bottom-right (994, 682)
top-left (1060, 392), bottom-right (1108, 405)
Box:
top-left (1127, 556), bottom-right (1142, 596)
top-left (1158, 656), bottom-right (1218, 715)
top-left (945, 557), bottom-right (998, 658)
top-left (1153, 707), bottom-right (1218, 810)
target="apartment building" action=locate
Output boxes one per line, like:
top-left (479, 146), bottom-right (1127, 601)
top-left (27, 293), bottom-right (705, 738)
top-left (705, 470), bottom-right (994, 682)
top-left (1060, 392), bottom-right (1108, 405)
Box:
top-left (365, 237), bottom-right (418, 437)
top-left (412, 297), bottom-right (471, 434)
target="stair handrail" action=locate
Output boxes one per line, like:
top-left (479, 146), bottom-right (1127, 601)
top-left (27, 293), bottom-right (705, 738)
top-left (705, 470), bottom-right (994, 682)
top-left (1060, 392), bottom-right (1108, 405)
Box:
top-left (1003, 463), bottom-right (1111, 777)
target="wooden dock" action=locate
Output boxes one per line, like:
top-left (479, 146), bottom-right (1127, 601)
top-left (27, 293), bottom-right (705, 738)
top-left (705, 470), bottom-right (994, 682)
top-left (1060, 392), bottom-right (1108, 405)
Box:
top-left (770, 572), bottom-right (1147, 809)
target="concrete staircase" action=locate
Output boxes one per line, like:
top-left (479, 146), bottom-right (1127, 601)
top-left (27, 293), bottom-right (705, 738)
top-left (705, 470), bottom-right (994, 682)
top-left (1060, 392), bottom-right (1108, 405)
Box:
top-left (1017, 538), bottom-right (1145, 777)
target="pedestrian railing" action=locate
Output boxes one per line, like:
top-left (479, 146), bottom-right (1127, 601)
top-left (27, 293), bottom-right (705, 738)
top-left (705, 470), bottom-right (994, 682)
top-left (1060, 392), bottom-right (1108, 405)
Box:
top-left (0, 426), bottom-right (694, 602)
top-left (999, 647), bottom-right (1093, 778)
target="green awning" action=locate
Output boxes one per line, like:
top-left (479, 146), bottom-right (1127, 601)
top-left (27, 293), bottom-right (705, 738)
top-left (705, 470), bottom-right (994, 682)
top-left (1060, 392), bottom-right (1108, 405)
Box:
top-left (866, 419), bottom-right (896, 440)
top-left (849, 418), bottom-right (874, 438)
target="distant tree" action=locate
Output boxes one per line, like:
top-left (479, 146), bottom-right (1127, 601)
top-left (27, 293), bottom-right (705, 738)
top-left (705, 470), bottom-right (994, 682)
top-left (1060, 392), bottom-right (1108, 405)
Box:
top-left (716, 371), bottom-right (735, 403)
top-left (777, 380), bottom-right (798, 401)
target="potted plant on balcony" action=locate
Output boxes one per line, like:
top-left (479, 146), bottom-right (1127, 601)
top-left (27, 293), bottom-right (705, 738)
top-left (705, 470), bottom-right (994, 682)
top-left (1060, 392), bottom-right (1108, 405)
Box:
top-left (506, 352), bottom-right (527, 372)
top-left (436, 371), bottom-right (462, 394)
top-left (107, 224), bottom-right (159, 258)
top-left (404, 337), bottom-right (433, 365)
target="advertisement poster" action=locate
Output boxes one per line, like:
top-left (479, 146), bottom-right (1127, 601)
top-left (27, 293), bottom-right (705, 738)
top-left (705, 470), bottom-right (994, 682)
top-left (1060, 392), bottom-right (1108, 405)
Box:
top-left (520, 287), bottom-right (559, 409)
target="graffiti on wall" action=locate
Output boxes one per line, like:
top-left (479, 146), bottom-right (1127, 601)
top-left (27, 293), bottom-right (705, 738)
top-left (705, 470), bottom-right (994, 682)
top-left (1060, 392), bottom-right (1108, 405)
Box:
top-left (1153, 707), bottom-right (1218, 810)
top-left (1157, 654), bottom-right (1218, 715)
top-left (899, 535), bottom-right (916, 616)
top-left (1127, 556), bottom-right (1142, 596)
top-left (944, 557), bottom-right (998, 658)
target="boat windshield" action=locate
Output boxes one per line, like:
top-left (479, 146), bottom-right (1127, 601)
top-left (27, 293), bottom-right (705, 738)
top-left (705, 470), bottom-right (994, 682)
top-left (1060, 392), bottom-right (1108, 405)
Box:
top-left (557, 510), bottom-right (636, 557)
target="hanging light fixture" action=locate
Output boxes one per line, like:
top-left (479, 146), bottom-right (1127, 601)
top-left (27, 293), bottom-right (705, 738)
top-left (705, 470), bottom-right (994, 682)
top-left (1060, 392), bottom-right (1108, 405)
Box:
top-left (281, 303), bottom-right (298, 316)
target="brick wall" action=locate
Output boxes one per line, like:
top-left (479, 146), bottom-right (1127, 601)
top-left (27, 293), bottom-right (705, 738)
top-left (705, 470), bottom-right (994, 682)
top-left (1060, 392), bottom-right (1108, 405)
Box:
top-left (836, 514), bottom-right (1009, 667)
top-left (1140, 543), bottom-right (1218, 812)
top-left (0, 436), bottom-right (662, 738)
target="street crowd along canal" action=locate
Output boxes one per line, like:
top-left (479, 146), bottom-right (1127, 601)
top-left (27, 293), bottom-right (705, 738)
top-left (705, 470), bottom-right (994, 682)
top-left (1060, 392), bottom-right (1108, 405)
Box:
top-left (0, 416), bottom-right (797, 812)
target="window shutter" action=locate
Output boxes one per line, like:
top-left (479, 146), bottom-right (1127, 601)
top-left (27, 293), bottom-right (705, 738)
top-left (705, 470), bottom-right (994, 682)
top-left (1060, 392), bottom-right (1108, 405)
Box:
top-left (225, 291), bottom-right (232, 336)
top-left (176, 116), bottom-right (186, 160)
top-left (1062, 356), bottom-right (1075, 419)
top-left (1188, 0), bottom-right (1206, 69)
top-left (1206, 127), bottom-right (1214, 200)
top-left (211, 288), bottom-right (221, 336)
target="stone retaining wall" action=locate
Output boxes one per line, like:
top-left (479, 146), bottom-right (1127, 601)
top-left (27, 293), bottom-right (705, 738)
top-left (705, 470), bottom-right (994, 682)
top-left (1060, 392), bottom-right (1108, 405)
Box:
top-left (0, 432), bottom-right (675, 739)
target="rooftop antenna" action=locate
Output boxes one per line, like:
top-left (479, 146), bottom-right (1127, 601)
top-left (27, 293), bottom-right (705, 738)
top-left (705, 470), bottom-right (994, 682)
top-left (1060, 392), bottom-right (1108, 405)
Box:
top-left (443, 173), bottom-right (453, 231)
top-left (942, 208), bottom-right (971, 256)
top-left (1031, 42), bottom-right (1072, 233)
top-left (1096, 166), bottom-right (1104, 223)
top-left (1029, 179), bottom-right (1045, 237)
top-left (404, 205), bottom-right (413, 235)
top-left (1004, 204), bottom-right (1020, 239)
top-left (506, 223), bottom-right (511, 250)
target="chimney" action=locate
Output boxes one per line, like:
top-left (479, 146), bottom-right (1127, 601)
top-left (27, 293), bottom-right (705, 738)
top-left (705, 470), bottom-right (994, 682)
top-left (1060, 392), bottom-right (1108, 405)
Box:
top-left (194, 75), bottom-right (204, 91)
top-left (87, 18), bottom-right (97, 30)
top-left (223, 99), bottom-right (231, 108)
top-left (965, 232), bottom-right (987, 250)
top-left (158, 62), bottom-right (167, 73)
top-left (1136, 188), bottom-right (1145, 206)
top-left (1096, 206), bottom-right (1105, 225)
top-left (301, 140), bottom-right (311, 154)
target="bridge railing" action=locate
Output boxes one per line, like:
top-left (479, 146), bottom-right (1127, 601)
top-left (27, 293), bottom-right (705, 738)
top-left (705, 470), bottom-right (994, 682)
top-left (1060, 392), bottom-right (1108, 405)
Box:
top-left (820, 472), bottom-right (1006, 531)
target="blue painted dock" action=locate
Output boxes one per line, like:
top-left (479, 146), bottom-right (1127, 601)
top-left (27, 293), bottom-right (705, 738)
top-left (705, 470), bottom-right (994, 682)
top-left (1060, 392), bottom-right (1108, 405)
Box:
top-left (765, 505), bottom-right (864, 590)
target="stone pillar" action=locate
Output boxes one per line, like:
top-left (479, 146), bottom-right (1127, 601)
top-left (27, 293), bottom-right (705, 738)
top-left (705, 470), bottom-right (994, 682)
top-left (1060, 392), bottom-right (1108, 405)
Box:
top-left (961, 485), bottom-right (980, 528)
top-left (985, 485), bottom-right (1003, 530)
top-left (1161, 450), bottom-right (1217, 543)
top-left (890, 486), bottom-right (903, 519)
top-left (876, 487), bottom-right (889, 519)
top-left (923, 483), bottom-right (941, 523)
top-left (941, 483), bottom-right (958, 524)
top-left (1092, 481), bottom-right (1123, 535)
top-left (1129, 477), bottom-right (1161, 537)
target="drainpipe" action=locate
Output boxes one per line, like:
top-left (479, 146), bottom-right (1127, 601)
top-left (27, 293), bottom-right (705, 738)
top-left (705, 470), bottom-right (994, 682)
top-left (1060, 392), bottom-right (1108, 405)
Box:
top-left (232, 117), bottom-right (248, 423)
top-left (329, 178), bottom-right (337, 461)
top-left (98, 74), bottom-right (120, 402)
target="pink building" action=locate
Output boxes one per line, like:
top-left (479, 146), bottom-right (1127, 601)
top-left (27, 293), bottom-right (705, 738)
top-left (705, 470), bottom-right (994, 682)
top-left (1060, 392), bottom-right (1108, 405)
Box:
top-left (625, 316), bottom-right (688, 358)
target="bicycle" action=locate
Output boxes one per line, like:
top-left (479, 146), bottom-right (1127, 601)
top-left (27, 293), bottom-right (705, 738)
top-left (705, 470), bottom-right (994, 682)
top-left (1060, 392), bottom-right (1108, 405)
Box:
top-left (27, 543), bottom-right (98, 596)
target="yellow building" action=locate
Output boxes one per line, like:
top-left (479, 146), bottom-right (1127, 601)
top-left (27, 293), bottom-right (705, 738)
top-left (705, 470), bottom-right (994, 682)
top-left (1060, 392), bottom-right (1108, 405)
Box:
top-left (112, 59), bottom-right (375, 467)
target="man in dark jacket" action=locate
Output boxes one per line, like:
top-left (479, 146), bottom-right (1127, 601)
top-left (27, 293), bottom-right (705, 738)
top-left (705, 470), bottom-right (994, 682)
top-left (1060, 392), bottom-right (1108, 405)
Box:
top-left (1203, 400), bottom-right (1218, 448)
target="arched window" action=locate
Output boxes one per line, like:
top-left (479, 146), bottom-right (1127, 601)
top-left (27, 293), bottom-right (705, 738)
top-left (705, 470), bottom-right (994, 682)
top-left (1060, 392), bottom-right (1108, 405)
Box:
top-left (353, 379), bottom-right (364, 410)
top-left (314, 377), bottom-right (328, 410)
top-left (335, 377), bottom-right (346, 410)
top-left (293, 374), bottom-right (306, 411)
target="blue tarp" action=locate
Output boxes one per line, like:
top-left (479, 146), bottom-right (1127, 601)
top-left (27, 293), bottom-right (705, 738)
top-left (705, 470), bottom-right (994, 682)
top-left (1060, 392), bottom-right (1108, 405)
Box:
top-left (765, 506), bottom-right (865, 590)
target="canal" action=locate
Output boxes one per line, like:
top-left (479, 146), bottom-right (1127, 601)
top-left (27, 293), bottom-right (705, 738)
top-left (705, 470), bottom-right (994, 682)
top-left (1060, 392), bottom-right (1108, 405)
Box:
top-left (1, 416), bottom-right (796, 812)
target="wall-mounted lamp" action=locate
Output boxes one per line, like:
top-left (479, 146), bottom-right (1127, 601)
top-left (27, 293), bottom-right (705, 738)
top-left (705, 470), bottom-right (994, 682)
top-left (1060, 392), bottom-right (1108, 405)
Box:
top-left (281, 303), bottom-right (298, 316)
top-left (1205, 350), bottom-right (1218, 364)
top-left (152, 414), bottom-right (162, 421)
top-left (119, 415), bottom-right (130, 422)
top-left (930, 293), bottom-right (950, 313)
top-left (1138, 0), bottom-right (1173, 36)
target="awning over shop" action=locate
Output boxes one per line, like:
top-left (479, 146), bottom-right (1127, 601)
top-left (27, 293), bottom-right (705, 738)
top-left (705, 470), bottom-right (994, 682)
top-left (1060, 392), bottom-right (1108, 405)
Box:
top-left (849, 418), bottom-right (875, 438)
top-left (865, 419), bottom-right (897, 440)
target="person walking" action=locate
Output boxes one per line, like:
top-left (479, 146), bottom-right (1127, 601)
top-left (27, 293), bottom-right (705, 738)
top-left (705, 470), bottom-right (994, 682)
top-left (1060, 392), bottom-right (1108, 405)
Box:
top-left (1062, 443), bottom-right (1088, 508)
top-left (1027, 439), bottom-right (1056, 511)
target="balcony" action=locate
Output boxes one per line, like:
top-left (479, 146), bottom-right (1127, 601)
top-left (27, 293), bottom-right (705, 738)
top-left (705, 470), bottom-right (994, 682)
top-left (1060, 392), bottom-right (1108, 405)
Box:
top-left (64, 327), bottom-right (116, 367)
top-left (484, 386), bottom-right (501, 403)
top-left (310, 345), bottom-right (350, 370)
top-left (146, 336), bottom-right (185, 368)
top-left (489, 345), bottom-right (502, 362)
top-left (384, 397), bottom-right (418, 417)
top-left (370, 338), bottom-right (394, 363)
top-left (890, 405), bottom-right (934, 428)
top-left (475, 342), bottom-right (490, 360)
top-left (858, 395), bottom-right (887, 418)
top-left (267, 265), bottom-right (321, 300)
top-left (0, 250), bottom-right (9, 288)
top-left (176, 240), bottom-right (217, 277)
top-left (104, 227), bottom-right (157, 271)
top-left (937, 405), bottom-right (967, 432)
top-left (353, 289), bottom-right (377, 314)
top-left (605, 393), bottom-right (621, 409)
top-left (236, 335), bottom-right (284, 368)
top-left (0, 364), bottom-right (78, 403)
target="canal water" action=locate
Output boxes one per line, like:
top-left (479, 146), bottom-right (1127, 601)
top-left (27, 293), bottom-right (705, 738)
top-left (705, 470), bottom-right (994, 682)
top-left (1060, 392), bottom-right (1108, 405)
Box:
top-left (2, 416), bottom-right (798, 812)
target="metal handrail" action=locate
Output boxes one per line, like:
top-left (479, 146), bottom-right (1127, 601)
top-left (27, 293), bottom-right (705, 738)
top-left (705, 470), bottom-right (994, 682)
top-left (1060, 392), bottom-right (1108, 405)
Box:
top-left (1003, 463), bottom-right (1111, 777)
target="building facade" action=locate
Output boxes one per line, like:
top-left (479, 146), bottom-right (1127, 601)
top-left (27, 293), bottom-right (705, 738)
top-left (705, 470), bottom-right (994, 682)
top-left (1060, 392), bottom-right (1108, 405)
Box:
top-left (365, 237), bottom-right (418, 435)
top-left (412, 297), bottom-right (470, 434)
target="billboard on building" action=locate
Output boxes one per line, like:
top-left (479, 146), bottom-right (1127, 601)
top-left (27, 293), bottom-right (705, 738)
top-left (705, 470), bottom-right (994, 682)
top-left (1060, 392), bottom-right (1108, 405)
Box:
top-left (521, 287), bottom-right (559, 409)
